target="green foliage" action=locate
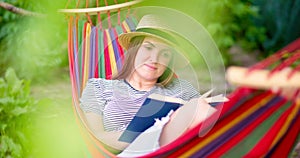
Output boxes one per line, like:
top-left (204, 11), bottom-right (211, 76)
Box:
top-left (0, 68), bottom-right (37, 157)
top-left (217, 0), bottom-right (266, 50)
top-left (0, 0), bottom-right (68, 82)
top-left (197, 0), bottom-right (267, 64)
top-left (0, 0), bottom-right (23, 77)
top-left (251, 0), bottom-right (300, 55)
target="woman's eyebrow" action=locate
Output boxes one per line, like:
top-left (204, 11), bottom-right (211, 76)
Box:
top-left (143, 41), bottom-right (156, 47)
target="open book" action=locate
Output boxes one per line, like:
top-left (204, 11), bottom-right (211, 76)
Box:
top-left (118, 89), bottom-right (228, 143)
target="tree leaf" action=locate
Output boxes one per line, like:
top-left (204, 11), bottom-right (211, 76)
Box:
top-left (4, 68), bottom-right (22, 94)
top-left (11, 107), bottom-right (28, 116)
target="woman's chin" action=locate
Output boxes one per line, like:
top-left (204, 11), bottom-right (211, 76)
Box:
top-left (137, 73), bottom-right (158, 82)
top-left (141, 76), bottom-right (158, 82)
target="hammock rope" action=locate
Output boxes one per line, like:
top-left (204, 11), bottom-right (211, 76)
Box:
top-left (226, 38), bottom-right (300, 90)
top-left (63, 1), bottom-right (300, 156)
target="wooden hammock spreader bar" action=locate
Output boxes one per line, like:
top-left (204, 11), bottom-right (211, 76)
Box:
top-left (226, 66), bottom-right (300, 89)
top-left (58, 0), bottom-right (142, 15)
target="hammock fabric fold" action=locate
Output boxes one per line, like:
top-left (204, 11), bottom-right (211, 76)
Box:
top-left (66, 7), bottom-right (300, 157)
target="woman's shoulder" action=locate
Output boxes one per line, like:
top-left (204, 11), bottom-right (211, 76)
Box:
top-left (88, 77), bottom-right (113, 83)
top-left (83, 78), bottom-right (125, 97)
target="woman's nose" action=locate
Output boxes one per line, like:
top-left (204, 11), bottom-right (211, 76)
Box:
top-left (149, 51), bottom-right (159, 62)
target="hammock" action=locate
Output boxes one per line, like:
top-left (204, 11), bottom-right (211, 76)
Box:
top-left (62, 1), bottom-right (300, 157)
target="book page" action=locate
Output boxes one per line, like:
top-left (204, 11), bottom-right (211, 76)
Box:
top-left (148, 89), bottom-right (229, 104)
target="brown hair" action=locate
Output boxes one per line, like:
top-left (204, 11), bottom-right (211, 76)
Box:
top-left (113, 36), bottom-right (175, 87)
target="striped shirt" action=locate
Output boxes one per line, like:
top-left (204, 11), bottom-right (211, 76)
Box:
top-left (80, 78), bottom-right (200, 132)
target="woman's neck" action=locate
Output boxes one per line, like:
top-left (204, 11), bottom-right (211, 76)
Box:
top-left (126, 74), bottom-right (157, 91)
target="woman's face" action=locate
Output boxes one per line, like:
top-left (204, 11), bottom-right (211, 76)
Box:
top-left (133, 37), bottom-right (173, 82)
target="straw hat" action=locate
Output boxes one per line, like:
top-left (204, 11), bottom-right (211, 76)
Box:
top-left (118, 14), bottom-right (189, 69)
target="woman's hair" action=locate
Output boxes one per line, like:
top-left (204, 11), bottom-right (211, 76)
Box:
top-left (113, 36), bottom-right (175, 87)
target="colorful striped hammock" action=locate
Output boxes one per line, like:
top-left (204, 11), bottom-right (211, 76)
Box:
top-left (65, 2), bottom-right (300, 157)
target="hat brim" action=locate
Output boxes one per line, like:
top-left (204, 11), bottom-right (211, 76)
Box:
top-left (118, 32), bottom-right (190, 69)
top-left (118, 32), bottom-right (176, 50)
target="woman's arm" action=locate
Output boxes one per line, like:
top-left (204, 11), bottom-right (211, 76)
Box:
top-left (80, 79), bottom-right (128, 151)
top-left (84, 112), bottom-right (129, 151)
top-left (159, 98), bottom-right (216, 146)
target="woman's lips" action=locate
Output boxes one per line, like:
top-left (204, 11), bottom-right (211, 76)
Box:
top-left (144, 64), bottom-right (157, 70)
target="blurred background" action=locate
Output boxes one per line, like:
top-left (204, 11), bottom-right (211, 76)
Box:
top-left (0, 0), bottom-right (299, 157)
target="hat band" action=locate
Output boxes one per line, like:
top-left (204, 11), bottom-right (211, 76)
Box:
top-left (135, 28), bottom-right (178, 45)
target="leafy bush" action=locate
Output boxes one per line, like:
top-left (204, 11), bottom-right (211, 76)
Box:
top-left (203, 0), bottom-right (266, 51)
top-left (251, 0), bottom-right (300, 55)
top-left (0, 0), bottom-right (68, 82)
top-left (0, 1), bottom-right (24, 76)
top-left (0, 68), bottom-right (36, 157)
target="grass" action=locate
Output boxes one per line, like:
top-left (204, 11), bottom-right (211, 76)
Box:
top-left (29, 72), bottom-right (87, 158)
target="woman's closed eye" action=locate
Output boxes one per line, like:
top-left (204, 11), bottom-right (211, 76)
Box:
top-left (143, 44), bottom-right (154, 51)
top-left (160, 50), bottom-right (172, 59)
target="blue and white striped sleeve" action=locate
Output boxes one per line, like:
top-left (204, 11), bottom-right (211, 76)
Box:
top-left (179, 79), bottom-right (200, 100)
top-left (165, 79), bottom-right (200, 101)
top-left (80, 78), bottom-right (106, 115)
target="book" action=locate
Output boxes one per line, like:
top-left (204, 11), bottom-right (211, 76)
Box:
top-left (118, 95), bottom-right (182, 143)
top-left (118, 90), bottom-right (228, 143)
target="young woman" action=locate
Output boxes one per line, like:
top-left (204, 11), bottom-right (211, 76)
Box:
top-left (80, 15), bottom-right (216, 155)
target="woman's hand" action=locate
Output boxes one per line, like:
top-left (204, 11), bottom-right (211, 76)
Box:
top-left (159, 97), bottom-right (216, 146)
top-left (185, 98), bottom-right (217, 129)
top-left (169, 98), bottom-right (216, 131)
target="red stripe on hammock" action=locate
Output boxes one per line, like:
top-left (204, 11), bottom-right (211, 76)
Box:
top-left (68, 17), bottom-right (74, 79)
top-left (94, 28), bottom-right (99, 78)
top-left (74, 17), bottom-right (79, 94)
top-left (278, 37), bottom-right (300, 53)
top-left (68, 16), bottom-right (80, 100)
top-left (248, 37), bottom-right (300, 73)
top-left (103, 30), bottom-right (112, 79)
top-left (269, 50), bottom-right (300, 77)
top-left (121, 22), bottom-right (127, 33)
top-left (207, 97), bottom-right (287, 158)
top-left (243, 102), bottom-right (297, 158)
top-left (268, 110), bottom-right (300, 157)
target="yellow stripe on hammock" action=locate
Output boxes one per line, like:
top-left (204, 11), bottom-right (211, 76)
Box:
top-left (269, 102), bottom-right (300, 150)
top-left (122, 20), bottom-right (131, 32)
top-left (105, 29), bottom-right (118, 76)
top-left (82, 23), bottom-right (91, 90)
top-left (180, 94), bottom-right (274, 157)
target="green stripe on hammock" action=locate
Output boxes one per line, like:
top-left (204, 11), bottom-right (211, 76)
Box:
top-left (222, 100), bottom-right (292, 157)
top-left (77, 19), bottom-right (85, 94)
top-left (97, 29), bottom-right (105, 79)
